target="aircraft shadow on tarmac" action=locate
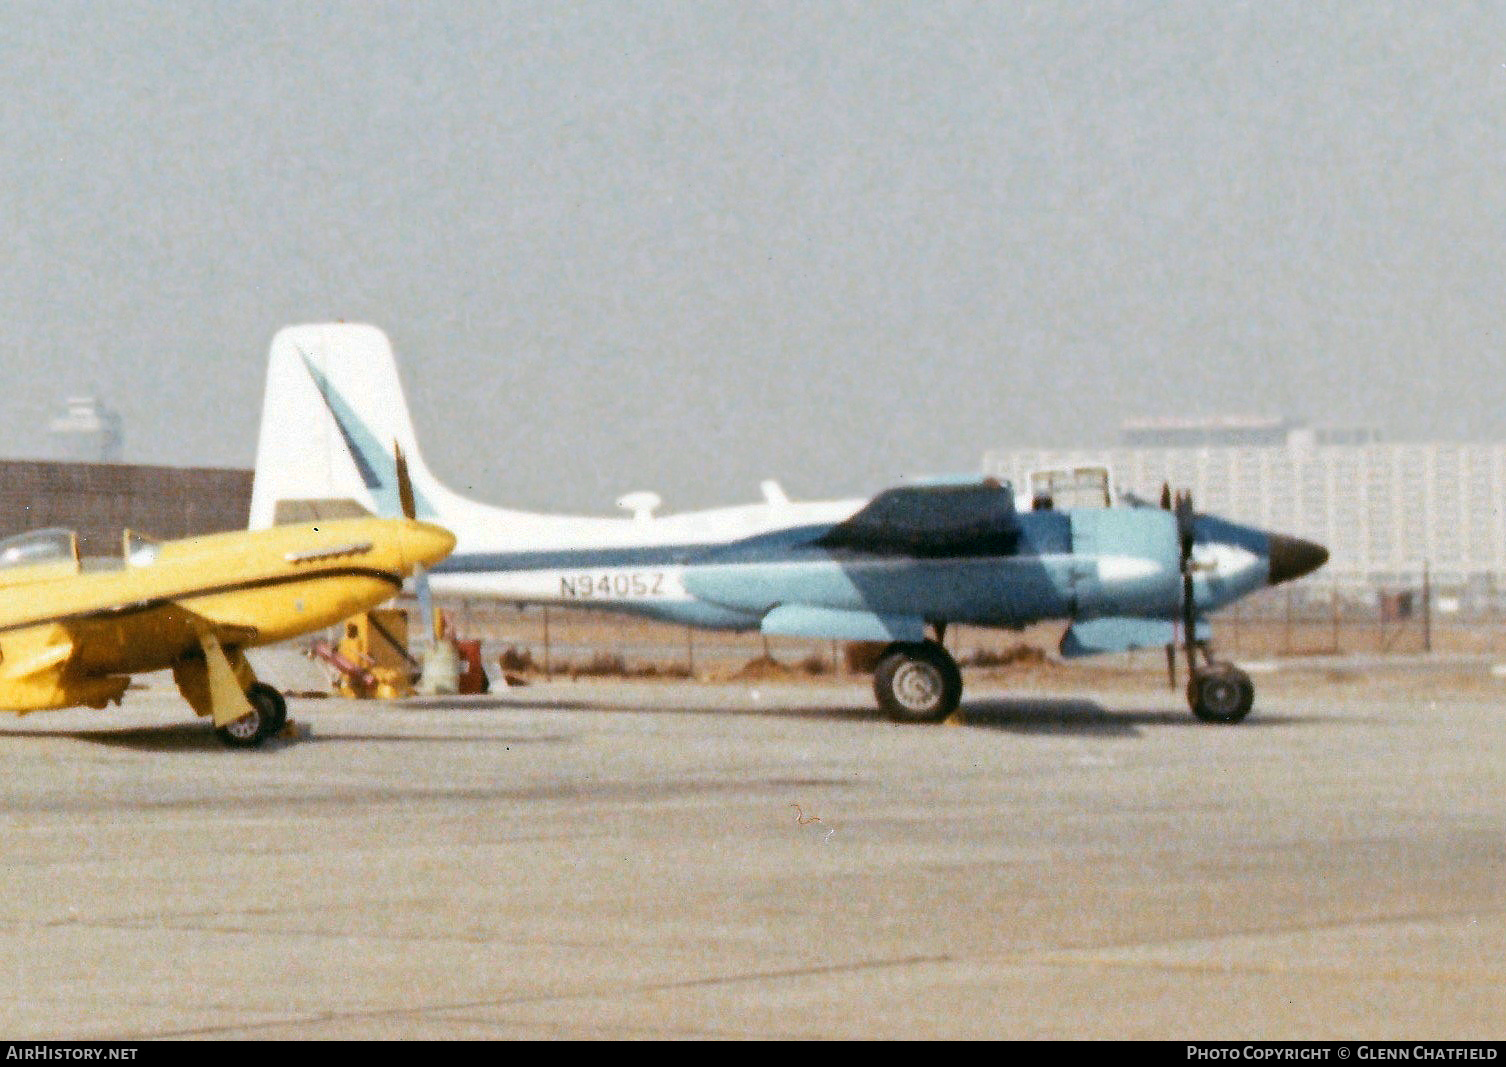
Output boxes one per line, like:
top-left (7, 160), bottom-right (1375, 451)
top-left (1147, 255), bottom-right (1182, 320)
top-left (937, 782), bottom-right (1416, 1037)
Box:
top-left (644, 696), bottom-right (1313, 736)
top-left (957, 697), bottom-right (1311, 735)
top-left (0, 722), bottom-right (272, 753)
top-left (1, 722), bottom-right (574, 753)
top-left (0, 695), bottom-right (1316, 750)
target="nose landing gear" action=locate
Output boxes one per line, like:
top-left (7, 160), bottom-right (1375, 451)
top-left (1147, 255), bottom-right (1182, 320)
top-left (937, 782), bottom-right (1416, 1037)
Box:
top-left (1187, 659), bottom-right (1255, 723)
top-left (1177, 640), bottom-right (1254, 724)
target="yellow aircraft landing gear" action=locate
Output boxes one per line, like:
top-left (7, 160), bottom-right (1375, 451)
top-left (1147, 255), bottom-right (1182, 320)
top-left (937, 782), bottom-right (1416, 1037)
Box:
top-left (175, 634), bottom-right (289, 749)
top-left (214, 684), bottom-right (287, 749)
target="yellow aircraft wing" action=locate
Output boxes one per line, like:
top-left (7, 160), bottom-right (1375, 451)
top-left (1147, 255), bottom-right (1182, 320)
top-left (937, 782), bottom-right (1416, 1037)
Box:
top-left (0, 625), bottom-right (75, 681)
top-left (0, 624), bottom-right (128, 712)
top-left (96, 602), bottom-right (260, 727)
top-left (0, 604), bottom-right (258, 722)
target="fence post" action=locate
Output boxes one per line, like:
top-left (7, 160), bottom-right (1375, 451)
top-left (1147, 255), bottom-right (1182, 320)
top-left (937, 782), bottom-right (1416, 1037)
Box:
top-left (542, 606), bottom-right (552, 679)
top-left (1331, 584), bottom-right (1340, 655)
top-left (1422, 561), bottom-right (1432, 654)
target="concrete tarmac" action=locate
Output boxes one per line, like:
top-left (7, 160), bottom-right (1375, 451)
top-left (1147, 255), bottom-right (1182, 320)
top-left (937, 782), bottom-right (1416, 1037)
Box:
top-left (0, 674), bottom-right (1501, 1040)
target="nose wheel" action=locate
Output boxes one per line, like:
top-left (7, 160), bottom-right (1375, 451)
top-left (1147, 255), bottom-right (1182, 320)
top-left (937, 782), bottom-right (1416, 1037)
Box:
top-left (873, 640), bottom-right (962, 723)
top-left (1187, 661), bottom-right (1254, 723)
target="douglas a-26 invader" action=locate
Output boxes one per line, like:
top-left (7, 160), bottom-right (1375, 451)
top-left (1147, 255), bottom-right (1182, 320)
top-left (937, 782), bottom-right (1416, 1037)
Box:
top-left (0, 503), bottom-right (454, 747)
top-left (250, 323), bottom-right (1327, 725)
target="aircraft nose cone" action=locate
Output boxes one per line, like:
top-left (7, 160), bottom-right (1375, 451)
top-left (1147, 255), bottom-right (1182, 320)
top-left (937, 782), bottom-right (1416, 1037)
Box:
top-left (1267, 533), bottom-right (1328, 586)
top-left (400, 520), bottom-right (456, 569)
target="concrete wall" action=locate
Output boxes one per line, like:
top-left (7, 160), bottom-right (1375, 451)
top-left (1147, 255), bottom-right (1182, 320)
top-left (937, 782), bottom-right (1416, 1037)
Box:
top-left (0, 460), bottom-right (253, 558)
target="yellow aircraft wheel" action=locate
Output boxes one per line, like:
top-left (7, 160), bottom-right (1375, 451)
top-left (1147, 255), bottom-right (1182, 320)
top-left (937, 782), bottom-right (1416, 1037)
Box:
top-left (249, 683), bottom-right (288, 735)
top-left (215, 685), bottom-right (284, 749)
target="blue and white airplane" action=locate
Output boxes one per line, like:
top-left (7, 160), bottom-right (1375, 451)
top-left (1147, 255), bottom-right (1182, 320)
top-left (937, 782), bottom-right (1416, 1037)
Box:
top-left (249, 324), bottom-right (1328, 724)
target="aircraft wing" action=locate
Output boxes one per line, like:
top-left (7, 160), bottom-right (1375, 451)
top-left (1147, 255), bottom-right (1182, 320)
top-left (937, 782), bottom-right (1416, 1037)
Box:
top-left (75, 599), bottom-right (261, 650)
top-left (0, 626), bottom-right (76, 681)
top-left (1060, 616), bottom-right (1211, 658)
top-left (2, 598), bottom-right (259, 677)
top-left (154, 604), bottom-right (260, 648)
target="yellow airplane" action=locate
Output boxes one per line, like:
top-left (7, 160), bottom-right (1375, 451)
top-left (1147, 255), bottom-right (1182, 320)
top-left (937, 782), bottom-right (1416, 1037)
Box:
top-left (0, 507), bottom-right (454, 747)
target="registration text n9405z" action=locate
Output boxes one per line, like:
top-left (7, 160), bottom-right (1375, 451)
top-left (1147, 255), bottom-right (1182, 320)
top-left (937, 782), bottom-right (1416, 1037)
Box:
top-left (559, 572), bottom-right (667, 598)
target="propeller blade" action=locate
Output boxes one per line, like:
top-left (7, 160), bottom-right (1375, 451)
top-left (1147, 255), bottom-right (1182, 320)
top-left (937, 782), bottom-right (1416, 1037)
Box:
top-left (1174, 490), bottom-right (1195, 559)
top-left (1169, 488), bottom-right (1199, 675)
top-left (394, 442), bottom-right (416, 521)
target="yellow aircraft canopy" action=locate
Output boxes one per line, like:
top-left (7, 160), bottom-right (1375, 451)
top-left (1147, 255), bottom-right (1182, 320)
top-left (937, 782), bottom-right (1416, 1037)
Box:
top-left (123, 530), bottom-right (161, 566)
top-left (0, 528), bottom-right (80, 588)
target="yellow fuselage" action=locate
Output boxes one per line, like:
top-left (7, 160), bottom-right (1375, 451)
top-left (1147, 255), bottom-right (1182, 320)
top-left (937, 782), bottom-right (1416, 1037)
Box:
top-left (0, 517), bottom-right (454, 713)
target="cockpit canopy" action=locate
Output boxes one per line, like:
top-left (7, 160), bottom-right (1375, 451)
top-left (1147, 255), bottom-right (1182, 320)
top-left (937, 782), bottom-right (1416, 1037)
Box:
top-left (124, 530), bottom-right (161, 566)
top-left (816, 484), bottom-right (1021, 557)
top-left (0, 528), bottom-right (79, 570)
top-left (0, 528), bottom-right (163, 584)
top-left (0, 528), bottom-right (82, 586)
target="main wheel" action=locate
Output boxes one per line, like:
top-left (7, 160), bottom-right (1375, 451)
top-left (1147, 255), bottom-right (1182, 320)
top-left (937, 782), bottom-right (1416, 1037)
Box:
top-left (215, 685), bottom-right (283, 749)
top-left (1188, 664), bottom-right (1254, 724)
top-left (248, 682), bottom-right (288, 735)
top-left (873, 641), bottom-right (963, 724)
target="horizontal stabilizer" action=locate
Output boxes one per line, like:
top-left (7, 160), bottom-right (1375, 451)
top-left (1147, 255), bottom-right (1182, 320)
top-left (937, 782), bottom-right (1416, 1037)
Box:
top-left (761, 604), bottom-right (925, 642)
top-left (1060, 616), bottom-right (1210, 658)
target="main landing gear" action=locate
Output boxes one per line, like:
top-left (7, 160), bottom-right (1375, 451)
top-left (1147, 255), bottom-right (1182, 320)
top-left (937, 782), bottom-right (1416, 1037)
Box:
top-left (173, 634), bottom-right (292, 749)
top-left (215, 682), bottom-right (288, 748)
top-left (872, 639), bottom-right (962, 724)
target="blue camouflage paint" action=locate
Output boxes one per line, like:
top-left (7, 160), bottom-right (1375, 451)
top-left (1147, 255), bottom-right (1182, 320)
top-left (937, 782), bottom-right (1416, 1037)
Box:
top-left (1060, 616), bottom-right (1211, 658)
top-left (760, 604), bottom-right (926, 642)
top-left (300, 351), bottom-right (438, 520)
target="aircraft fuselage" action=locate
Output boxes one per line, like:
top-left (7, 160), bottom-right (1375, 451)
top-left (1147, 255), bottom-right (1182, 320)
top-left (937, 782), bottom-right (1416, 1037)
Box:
top-left (427, 504), bottom-right (1275, 634)
top-left (0, 517), bottom-right (454, 714)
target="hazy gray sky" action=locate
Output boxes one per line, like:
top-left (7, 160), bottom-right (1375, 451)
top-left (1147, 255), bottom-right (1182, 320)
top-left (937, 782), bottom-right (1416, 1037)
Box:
top-left (3, 1), bottom-right (1504, 512)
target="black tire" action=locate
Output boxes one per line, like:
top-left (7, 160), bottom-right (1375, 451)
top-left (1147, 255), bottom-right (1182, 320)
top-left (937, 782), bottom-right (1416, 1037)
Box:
top-left (216, 703), bottom-right (269, 749)
top-left (873, 640), bottom-right (963, 724)
top-left (214, 684), bottom-right (284, 749)
top-left (249, 682), bottom-right (288, 736)
top-left (1188, 664), bottom-right (1255, 724)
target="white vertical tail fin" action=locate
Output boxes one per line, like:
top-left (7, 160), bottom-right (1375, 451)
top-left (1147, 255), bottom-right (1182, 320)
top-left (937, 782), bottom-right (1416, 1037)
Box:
top-left (249, 324), bottom-right (441, 528)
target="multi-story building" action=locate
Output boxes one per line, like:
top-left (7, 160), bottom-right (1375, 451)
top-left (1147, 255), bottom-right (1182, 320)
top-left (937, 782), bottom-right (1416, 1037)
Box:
top-left (983, 418), bottom-right (1506, 594)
